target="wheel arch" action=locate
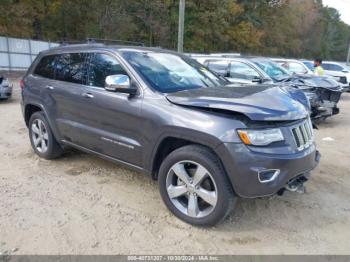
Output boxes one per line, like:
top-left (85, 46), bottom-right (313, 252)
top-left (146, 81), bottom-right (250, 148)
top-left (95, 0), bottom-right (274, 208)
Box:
top-left (24, 103), bottom-right (44, 127)
top-left (24, 102), bottom-right (61, 142)
top-left (149, 131), bottom-right (226, 181)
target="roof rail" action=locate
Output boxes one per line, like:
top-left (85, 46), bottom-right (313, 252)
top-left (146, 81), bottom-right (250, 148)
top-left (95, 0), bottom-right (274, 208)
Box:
top-left (59, 38), bottom-right (145, 46)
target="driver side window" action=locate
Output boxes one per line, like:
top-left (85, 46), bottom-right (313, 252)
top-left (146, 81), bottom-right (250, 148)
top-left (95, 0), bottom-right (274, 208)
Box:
top-left (87, 53), bottom-right (128, 88)
top-left (229, 62), bottom-right (260, 80)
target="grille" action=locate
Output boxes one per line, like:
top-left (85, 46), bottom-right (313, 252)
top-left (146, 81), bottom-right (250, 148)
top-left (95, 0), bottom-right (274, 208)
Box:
top-left (320, 90), bottom-right (341, 103)
top-left (330, 92), bottom-right (341, 103)
top-left (292, 118), bottom-right (314, 151)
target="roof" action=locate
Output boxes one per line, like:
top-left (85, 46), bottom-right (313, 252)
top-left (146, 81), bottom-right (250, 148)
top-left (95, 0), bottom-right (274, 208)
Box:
top-left (271, 58), bottom-right (304, 63)
top-left (40, 43), bottom-right (172, 56)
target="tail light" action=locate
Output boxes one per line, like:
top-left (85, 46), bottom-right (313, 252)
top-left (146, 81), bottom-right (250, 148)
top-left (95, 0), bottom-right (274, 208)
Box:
top-left (20, 79), bottom-right (25, 89)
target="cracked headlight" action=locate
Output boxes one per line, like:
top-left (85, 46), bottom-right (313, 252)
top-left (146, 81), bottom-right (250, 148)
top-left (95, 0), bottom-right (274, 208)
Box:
top-left (237, 128), bottom-right (284, 146)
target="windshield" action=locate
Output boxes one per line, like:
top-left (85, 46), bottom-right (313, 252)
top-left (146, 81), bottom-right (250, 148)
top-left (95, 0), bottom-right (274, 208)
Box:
top-left (340, 63), bottom-right (350, 71)
top-left (120, 50), bottom-right (226, 93)
top-left (253, 59), bottom-right (290, 81)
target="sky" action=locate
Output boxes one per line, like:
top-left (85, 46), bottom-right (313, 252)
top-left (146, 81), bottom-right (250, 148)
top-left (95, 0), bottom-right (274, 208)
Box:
top-left (323, 0), bottom-right (350, 25)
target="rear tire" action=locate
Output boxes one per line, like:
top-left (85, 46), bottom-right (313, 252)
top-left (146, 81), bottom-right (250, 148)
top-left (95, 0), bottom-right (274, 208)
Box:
top-left (29, 111), bottom-right (63, 159)
top-left (158, 145), bottom-right (236, 226)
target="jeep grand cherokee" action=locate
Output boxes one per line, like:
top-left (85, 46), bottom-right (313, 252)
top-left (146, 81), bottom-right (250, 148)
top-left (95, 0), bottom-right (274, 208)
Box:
top-left (21, 43), bottom-right (320, 226)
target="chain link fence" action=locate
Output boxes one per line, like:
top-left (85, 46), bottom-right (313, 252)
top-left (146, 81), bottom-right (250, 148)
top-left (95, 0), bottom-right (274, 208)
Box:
top-left (0, 36), bottom-right (59, 71)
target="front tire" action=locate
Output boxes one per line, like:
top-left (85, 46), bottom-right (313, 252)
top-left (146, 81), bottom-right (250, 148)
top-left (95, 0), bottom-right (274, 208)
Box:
top-left (158, 145), bottom-right (236, 226)
top-left (29, 111), bottom-right (63, 159)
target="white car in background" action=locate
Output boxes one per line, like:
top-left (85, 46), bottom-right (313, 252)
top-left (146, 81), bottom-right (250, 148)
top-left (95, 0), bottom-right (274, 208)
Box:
top-left (321, 61), bottom-right (350, 83)
top-left (321, 61), bottom-right (350, 90)
top-left (272, 58), bottom-right (313, 75)
top-left (301, 60), bottom-right (349, 91)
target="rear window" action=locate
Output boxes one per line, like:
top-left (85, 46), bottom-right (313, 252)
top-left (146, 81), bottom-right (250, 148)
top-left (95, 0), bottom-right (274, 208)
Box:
top-left (34, 55), bottom-right (56, 79)
top-left (55, 53), bottom-right (88, 84)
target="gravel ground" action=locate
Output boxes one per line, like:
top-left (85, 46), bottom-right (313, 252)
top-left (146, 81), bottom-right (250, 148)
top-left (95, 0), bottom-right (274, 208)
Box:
top-left (0, 79), bottom-right (350, 255)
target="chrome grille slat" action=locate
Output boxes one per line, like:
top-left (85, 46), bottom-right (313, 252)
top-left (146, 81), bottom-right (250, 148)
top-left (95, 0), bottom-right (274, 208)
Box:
top-left (295, 128), bottom-right (304, 148)
top-left (300, 124), bottom-right (308, 142)
top-left (292, 118), bottom-right (314, 151)
top-left (303, 122), bottom-right (311, 140)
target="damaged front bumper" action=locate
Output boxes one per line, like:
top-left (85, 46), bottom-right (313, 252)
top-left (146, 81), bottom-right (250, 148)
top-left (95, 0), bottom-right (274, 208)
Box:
top-left (304, 89), bottom-right (341, 120)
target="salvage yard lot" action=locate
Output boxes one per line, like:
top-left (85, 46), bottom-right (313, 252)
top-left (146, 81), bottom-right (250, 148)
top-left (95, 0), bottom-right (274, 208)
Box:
top-left (0, 79), bottom-right (350, 255)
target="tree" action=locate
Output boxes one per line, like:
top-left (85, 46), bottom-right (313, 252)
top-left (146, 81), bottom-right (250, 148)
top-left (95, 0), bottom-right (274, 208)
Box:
top-left (1, 0), bottom-right (349, 60)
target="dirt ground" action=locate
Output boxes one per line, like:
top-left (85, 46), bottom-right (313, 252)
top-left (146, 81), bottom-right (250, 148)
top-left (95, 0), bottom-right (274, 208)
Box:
top-left (0, 78), bottom-right (350, 255)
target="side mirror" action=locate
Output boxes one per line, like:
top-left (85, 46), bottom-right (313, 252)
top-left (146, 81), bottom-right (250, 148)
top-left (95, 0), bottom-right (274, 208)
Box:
top-left (342, 69), bottom-right (349, 73)
top-left (105, 74), bottom-right (137, 95)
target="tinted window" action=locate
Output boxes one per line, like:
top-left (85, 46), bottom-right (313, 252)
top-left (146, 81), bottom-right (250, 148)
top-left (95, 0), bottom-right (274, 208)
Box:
top-left (206, 61), bottom-right (229, 76)
top-left (87, 53), bottom-right (128, 88)
top-left (55, 53), bottom-right (87, 84)
top-left (34, 55), bottom-right (56, 79)
top-left (229, 62), bottom-right (260, 80)
top-left (120, 51), bottom-right (224, 93)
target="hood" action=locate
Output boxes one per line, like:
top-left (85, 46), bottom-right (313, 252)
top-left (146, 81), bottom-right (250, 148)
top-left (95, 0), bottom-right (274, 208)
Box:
top-left (166, 85), bottom-right (309, 121)
top-left (284, 74), bottom-right (342, 91)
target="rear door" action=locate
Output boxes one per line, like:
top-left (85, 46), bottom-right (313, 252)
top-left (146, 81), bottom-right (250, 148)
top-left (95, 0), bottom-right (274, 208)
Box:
top-left (45, 52), bottom-right (91, 145)
top-left (75, 52), bottom-right (144, 166)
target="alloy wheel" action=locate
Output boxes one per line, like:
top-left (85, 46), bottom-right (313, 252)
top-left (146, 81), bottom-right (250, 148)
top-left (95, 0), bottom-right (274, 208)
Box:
top-left (166, 161), bottom-right (218, 218)
top-left (31, 119), bottom-right (49, 153)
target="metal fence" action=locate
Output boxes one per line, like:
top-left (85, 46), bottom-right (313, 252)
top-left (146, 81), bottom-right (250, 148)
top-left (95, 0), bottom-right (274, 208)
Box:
top-left (0, 36), bottom-right (59, 71)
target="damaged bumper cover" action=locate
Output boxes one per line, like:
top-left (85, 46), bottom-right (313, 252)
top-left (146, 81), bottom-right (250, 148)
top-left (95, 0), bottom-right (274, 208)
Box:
top-left (304, 89), bottom-right (341, 119)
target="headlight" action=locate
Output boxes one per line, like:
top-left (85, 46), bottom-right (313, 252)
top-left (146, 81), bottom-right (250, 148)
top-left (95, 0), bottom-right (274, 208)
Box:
top-left (237, 128), bottom-right (284, 146)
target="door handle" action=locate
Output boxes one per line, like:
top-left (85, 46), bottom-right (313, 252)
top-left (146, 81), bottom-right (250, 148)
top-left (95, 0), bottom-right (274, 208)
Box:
top-left (45, 85), bottom-right (54, 90)
top-left (82, 92), bottom-right (94, 98)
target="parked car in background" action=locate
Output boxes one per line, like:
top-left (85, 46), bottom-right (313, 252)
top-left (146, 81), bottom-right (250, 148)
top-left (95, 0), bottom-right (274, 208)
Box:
top-left (21, 43), bottom-right (320, 226)
top-left (0, 76), bottom-right (12, 100)
top-left (301, 60), bottom-right (314, 72)
top-left (322, 61), bottom-right (350, 91)
top-left (195, 56), bottom-right (342, 121)
top-left (301, 60), bottom-right (349, 90)
top-left (340, 62), bottom-right (350, 70)
top-left (272, 58), bottom-right (313, 75)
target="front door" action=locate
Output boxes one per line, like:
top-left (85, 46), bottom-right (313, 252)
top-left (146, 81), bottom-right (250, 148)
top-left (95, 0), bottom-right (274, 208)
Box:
top-left (76, 52), bottom-right (144, 167)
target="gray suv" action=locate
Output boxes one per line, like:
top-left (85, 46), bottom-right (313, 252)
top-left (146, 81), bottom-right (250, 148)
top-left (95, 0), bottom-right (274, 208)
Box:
top-left (21, 43), bottom-right (320, 226)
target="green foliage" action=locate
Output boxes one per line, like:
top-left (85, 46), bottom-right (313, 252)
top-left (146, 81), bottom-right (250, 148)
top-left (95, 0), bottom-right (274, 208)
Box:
top-left (0, 0), bottom-right (349, 60)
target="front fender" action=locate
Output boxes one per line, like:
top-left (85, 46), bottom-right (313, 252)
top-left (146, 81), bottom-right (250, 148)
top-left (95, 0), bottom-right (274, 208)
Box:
top-left (146, 127), bottom-right (224, 174)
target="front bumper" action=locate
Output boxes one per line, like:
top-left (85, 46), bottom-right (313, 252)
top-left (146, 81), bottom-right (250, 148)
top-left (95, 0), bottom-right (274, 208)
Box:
top-left (305, 91), bottom-right (341, 119)
top-left (313, 104), bottom-right (339, 119)
top-left (216, 143), bottom-right (320, 198)
top-left (0, 84), bottom-right (13, 98)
